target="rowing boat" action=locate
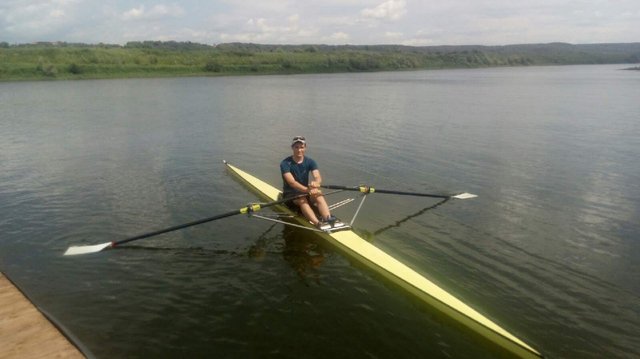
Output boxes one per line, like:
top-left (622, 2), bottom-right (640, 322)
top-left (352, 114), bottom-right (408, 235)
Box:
top-left (62, 160), bottom-right (542, 357)
top-left (224, 161), bottom-right (542, 358)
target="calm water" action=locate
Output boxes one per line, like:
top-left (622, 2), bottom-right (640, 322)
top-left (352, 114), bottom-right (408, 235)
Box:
top-left (1, 65), bottom-right (639, 358)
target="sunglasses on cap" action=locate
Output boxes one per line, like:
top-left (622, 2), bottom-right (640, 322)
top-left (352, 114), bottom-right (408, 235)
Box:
top-left (291, 136), bottom-right (306, 146)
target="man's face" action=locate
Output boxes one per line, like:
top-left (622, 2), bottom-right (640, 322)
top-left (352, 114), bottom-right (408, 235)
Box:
top-left (292, 142), bottom-right (306, 157)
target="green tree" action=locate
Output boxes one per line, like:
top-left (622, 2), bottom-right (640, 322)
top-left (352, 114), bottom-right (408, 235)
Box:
top-left (68, 63), bottom-right (82, 74)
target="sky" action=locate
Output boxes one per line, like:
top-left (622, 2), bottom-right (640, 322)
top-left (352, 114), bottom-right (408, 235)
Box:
top-left (1, 0), bottom-right (639, 46)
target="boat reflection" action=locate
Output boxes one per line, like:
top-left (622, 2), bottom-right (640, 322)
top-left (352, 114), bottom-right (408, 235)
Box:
top-left (246, 221), bottom-right (326, 280)
top-left (246, 197), bottom-right (448, 279)
top-left (281, 225), bottom-right (326, 281)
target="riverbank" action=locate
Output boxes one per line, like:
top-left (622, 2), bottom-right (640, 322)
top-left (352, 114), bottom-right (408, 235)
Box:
top-left (0, 273), bottom-right (86, 358)
top-left (1, 41), bottom-right (639, 81)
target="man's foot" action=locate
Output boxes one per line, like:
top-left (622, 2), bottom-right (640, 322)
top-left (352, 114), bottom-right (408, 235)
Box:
top-left (325, 215), bottom-right (337, 227)
top-left (314, 217), bottom-right (349, 232)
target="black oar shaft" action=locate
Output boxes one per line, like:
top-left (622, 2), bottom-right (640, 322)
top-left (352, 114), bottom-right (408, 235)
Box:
top-left (114, 209), bottom-right (242, 247)
top-left (112, 192), bottom-right (311, 247)
top-left (321, 185), bottom-right (451, 199)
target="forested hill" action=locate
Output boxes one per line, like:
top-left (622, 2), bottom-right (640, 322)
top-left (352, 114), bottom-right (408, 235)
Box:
top-left (1, 41), bottom-right (639, 81)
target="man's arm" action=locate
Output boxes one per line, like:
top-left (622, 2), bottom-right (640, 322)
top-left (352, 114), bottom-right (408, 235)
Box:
top-left (283, 172), bottom-right (309, 193)
top-left (309, 169), bottom-right (322, 189)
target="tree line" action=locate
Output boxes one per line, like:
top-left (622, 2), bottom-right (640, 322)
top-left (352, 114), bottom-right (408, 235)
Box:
top-left (1, 41), bottom-right (638, 81)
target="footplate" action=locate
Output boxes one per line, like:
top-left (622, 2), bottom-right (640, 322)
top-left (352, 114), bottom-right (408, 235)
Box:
top-left (317, 221), bottom-right (351, 233)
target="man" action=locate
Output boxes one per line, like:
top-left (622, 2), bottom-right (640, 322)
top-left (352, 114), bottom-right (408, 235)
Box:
top-left (280, 136), bottom-right (336, 229)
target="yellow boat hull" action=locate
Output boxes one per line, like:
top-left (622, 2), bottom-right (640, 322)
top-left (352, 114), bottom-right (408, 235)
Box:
top-left (225, 161), bottom-right (542, 358)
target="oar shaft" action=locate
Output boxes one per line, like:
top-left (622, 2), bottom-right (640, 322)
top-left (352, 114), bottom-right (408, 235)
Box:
top-left (114, 209), bottom-right (242, 246)
top-left (65, 186), bottom-right (344, 255)
top-left (113, 192), bottom-right (311, 247)
top-left (321, 185), bottom-right (452, 199)
top-left (369, 188), bottom-right (451, 199)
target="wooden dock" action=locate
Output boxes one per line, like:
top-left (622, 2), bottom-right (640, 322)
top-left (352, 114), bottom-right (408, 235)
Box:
top-left (0, 272), bottom-right (85, 359)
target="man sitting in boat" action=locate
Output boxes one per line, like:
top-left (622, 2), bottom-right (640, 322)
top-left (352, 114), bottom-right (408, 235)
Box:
top-left (280, 136), bottom-right (337, 229)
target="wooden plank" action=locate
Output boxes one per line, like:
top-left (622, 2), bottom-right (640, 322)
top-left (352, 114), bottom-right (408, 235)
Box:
top-left (0, 273), bottom-right (85, 359)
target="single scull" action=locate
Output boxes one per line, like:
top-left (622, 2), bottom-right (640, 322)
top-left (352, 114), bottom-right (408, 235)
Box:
top-left (224, 161), bottom-right (542, 358)
top-left (63, 160), bottom-right (542, 358)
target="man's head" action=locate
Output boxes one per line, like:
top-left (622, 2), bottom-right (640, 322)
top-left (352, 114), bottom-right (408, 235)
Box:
top-left (291, 136), bottom-right (307, 158)
top-left (291, 135), bottom-right (306, 147)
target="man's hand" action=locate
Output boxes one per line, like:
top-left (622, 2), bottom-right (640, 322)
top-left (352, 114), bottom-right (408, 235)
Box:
top-left (309, 187), bottom-right (323, 198)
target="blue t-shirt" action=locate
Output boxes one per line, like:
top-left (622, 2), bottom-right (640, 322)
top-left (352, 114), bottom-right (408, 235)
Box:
top-left (280, 156), bottom-right (318, 197)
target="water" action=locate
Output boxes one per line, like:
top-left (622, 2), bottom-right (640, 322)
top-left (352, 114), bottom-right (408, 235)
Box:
top-left (1, 65), bottom-right (639, 358)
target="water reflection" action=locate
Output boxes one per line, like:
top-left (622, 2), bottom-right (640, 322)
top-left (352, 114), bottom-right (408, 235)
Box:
top-left (371, 198), bottom-right (449, 237)
top-left (281, 226), bottom-right (326, 282)
top-left (246, 197), bottom-right (449, 281)
top-left (246, 223), bottom-right (279, 259)
top-left (246, 220), bottom-right (326, 281)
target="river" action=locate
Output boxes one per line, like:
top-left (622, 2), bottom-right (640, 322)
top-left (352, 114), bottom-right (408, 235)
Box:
top-left (1, 65), bottom-right (639, 358)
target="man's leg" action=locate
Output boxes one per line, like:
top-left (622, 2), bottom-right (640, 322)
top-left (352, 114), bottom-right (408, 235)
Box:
top-left (312, 195), bottom-right (331, 220)
top-left (294, 197), bottom-right (320, 225)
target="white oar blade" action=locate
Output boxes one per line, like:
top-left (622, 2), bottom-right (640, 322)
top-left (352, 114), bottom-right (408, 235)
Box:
top-left (452, 192), bottom-right (477, 200)
top-left (64, 242), bottom-right (113, 256)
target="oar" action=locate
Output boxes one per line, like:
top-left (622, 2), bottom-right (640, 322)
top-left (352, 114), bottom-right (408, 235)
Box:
top-left (64, 193), bottom-right (309, 256)
top-left (321, 185), bottom-right (477, 200)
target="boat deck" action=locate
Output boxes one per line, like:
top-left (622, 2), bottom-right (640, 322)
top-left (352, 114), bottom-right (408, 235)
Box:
top-left (0, 272), bottom-right (85, 359)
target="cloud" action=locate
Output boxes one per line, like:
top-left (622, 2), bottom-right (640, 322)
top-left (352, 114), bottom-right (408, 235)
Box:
top-left (325, 31), bottom-right (350, 42)
top-left (361, 0), bottom-right (407, 21)
top-left (0, 0), bottom-right (80, 40)
top-left (1, 0), bottom-right (639, 46)
top-left (121, 4), bottom-right (184, 21)
top-left (218, 13), bottom-right (319, 43)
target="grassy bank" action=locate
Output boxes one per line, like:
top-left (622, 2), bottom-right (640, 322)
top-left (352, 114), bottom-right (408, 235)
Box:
top-left (1, 41), bottom-right (639, 81)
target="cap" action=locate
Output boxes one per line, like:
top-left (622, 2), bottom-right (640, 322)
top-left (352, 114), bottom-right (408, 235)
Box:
top-left (291, 136), bottom-right (306, 146)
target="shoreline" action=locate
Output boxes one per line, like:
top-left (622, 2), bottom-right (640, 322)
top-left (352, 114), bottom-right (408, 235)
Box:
top-left (0, 272), bottom-right (89, 358)
top-left (2, 41), bottom-right (639, 82)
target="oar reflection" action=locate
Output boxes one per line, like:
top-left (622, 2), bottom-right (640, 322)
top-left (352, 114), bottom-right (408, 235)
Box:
top-left (371, 198), bottom-right (450, 236)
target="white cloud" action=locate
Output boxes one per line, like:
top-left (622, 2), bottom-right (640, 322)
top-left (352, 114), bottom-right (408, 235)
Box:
top-left (361, 0), bottom-right (406, 21)
top-left (0, 0), bottom-right (639, 45)
top-left (121, 6), bottom-right (144, 20)
top-left (223, 14), bottom-right (320, 43)
top-left (121, 4), bottom-right (184, 21)
top-left (0, 0), bottom-right (79, 39)
top-left (385, 31), bottom-right (403, 39)
top-left (326, 31), bottom-right (350, 42)
top-left (402, 37), bottom-right (433, 46)
top-left (50, 9), bottom-right (65, 18)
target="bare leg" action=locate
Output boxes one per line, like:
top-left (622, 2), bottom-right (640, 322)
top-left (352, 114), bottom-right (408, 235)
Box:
top-left (294, 197), bottom-right (320, 225)
top-left (311, 195), bottom-right (331, 220)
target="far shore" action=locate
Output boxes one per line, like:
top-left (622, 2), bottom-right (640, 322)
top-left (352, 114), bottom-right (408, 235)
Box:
top-left (1, 41), bottom-right (639, 82)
